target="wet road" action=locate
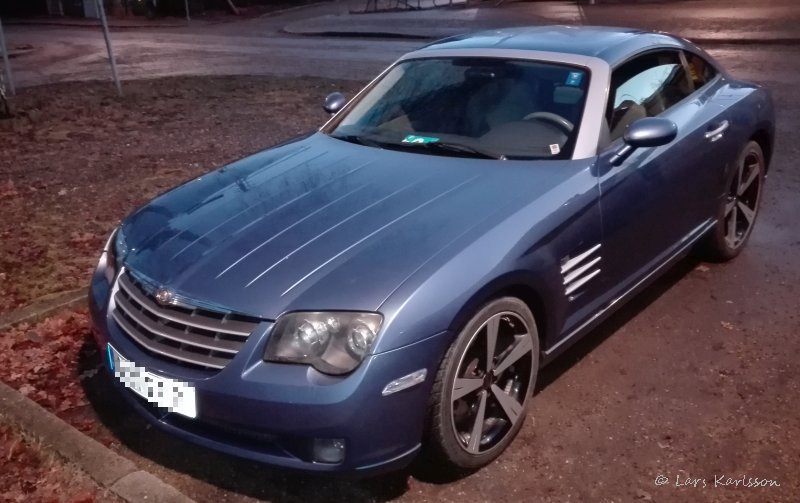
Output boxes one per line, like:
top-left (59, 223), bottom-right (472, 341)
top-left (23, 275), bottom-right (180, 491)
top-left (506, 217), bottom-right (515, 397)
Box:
top-left (5, 20), bottom-right (800, 503)
top-left (4, 22), bottom-right (800, 87)
top-left (4, 25), bottom-right (418, 86)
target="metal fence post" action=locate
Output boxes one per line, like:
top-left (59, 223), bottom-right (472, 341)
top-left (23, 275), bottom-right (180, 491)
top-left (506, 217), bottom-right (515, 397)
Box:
top-left (96, 0), bottom-right (123, 96)
top-left (0, 16), bottom-right (15, 96)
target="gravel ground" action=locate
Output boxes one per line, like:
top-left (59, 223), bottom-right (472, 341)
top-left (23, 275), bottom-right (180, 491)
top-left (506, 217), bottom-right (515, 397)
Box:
top-left (0, 421), bottom-right (122, 502)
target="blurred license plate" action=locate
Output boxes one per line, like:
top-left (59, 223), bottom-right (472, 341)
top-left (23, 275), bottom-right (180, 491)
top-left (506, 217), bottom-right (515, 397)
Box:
top-left (107, 344), bottom-right (197, 418)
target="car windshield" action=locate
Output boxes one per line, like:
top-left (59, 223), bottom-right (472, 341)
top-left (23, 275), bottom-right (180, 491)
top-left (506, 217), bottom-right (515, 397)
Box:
top-left (327, 57), bottom-right (590, 160)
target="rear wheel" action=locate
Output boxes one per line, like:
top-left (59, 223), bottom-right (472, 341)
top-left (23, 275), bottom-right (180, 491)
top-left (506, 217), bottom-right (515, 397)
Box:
top-left (424, 297), bottom-right (539, 473)
top-left (702, 140), bottom-right (765, 261)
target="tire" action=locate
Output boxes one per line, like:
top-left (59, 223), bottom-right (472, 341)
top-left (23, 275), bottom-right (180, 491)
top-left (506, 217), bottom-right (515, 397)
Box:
top-left (423, 297), bottom-right (539, 474)
top-left (702, 140), bottom-right (765, 262)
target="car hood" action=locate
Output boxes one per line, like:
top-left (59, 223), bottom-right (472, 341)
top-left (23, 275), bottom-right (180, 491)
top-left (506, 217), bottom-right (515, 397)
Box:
top-left (121, 133), bottom-right (584, 319)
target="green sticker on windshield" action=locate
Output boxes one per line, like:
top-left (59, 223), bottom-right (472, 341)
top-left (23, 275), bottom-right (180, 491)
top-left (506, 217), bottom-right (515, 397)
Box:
top-left (402, 134), bottom-right (440, 144)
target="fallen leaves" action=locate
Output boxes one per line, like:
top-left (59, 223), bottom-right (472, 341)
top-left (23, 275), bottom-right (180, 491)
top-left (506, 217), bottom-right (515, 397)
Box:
top-left (0, 310), bottom-right (93, 416)
top-left (0, 423), bottom-right (117, 502)
top-left (0, 76), bottom-right (360, 316)
top-left (0, 180), bottom-right (19, 200)
top-left (17, 384), bottom-right (35, 397)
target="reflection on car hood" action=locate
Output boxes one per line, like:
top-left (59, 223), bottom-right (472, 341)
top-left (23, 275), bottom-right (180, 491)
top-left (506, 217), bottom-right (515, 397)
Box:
top-left (121, 133), bottom-right (580, 318)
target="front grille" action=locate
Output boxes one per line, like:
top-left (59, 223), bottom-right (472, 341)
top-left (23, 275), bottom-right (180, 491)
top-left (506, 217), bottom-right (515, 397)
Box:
top-left (111, 271), bottom-right (260, 370)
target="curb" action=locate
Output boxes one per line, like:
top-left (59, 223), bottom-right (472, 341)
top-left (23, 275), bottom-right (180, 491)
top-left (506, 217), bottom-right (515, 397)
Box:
top-left (0, 288), bottom-right (88, 331)
top-left (283, 26), bottom-right (800, 45)
top-left (280, 27), bottom-right (433, 39)
top-left (256, 0), bottom-right (334, 19)
top-left (4, 20), bottom-right (188, 29)
top-left (0, 380), bottom-right (194, 503)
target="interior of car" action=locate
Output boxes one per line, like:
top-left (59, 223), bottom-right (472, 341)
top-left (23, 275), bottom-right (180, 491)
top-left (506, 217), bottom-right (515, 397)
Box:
top-left (606, 51), bottom-right (698, 142)
top-left (356, 58), bottom-right (590, 158)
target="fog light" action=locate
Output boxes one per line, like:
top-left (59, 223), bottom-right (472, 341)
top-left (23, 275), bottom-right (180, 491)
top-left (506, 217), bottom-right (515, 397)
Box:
top-left (312, 438), bottom-right (345, 464)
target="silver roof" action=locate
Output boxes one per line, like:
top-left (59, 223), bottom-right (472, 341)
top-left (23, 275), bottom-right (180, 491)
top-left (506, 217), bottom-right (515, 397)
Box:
top-left (416, 25), bottom-right (693, 67)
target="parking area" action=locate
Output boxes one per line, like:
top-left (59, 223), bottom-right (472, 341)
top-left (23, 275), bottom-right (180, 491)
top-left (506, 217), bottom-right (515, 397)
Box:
top-left (1, 41), bottom-right (799, 500)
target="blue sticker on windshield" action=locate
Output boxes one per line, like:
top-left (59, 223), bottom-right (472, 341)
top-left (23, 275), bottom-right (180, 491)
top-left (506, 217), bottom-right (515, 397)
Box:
top-left (402, 134), bottom-right (440, 144)
top-left (566, 71), bottom-right (583, 87)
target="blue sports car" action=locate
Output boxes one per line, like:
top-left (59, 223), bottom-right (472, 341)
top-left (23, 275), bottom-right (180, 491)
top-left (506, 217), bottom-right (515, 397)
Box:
top-left (89, 26), bottom-right (774, 474)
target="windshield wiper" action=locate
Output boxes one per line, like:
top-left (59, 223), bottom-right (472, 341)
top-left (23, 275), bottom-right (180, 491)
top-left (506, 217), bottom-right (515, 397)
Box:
top-left (332, 133), bottom-right (504, 160)
top-left (408, 141), bottom-right (505, 160)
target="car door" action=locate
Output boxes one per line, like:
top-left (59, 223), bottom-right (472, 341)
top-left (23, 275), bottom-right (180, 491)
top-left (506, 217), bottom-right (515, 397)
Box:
top-left (594, 49), bottom-right (731, 301)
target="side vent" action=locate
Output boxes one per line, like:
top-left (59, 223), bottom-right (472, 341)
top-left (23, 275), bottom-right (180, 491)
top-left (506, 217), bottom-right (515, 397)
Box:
top-left (561, 244), bottom-right (602, 301)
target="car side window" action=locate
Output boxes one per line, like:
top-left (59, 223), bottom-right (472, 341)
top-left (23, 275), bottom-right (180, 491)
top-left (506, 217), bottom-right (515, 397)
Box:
top-left (684, 52), bottom-right (718, 89)
top-left (606, 51), bottom-right (692, 142)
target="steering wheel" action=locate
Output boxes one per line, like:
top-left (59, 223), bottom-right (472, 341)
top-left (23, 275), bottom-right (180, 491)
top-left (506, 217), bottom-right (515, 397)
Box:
top-left (522, 111), bottom-right (574, 134)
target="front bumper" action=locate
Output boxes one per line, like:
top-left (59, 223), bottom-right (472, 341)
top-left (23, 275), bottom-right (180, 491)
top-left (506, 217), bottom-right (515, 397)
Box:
top-left (89, 268), bottom-right (451, 473)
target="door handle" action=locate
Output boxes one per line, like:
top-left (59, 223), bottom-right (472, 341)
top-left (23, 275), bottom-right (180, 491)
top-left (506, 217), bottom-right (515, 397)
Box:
top-left (705, 120), bottom-right (730, 141)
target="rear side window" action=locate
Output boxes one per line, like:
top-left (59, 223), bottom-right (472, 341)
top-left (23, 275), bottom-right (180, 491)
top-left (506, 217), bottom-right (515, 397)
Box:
top-left (685, 52), bottom-right (718, 89)
top-left (606, 50), bottom-right (692, 141)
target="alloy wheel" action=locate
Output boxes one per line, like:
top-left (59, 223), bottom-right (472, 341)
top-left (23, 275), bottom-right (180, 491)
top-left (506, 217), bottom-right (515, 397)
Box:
top-left (724, 150), bottom-right (763, 250)
top-left (450, 311), bottom-right (535, 454)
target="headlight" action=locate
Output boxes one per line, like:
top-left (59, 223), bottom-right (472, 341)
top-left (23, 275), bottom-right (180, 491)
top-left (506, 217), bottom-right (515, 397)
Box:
top-left (264, 312), bottom-right (383, 375)
top-left (102, 226), bottom-right (128, 284)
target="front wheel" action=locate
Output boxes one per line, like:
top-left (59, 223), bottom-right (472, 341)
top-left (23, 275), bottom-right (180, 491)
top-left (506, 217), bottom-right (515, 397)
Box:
top-left (702, 140), bottom-right (765, 261)
top-left (423, 297), bottom-right (539, 473)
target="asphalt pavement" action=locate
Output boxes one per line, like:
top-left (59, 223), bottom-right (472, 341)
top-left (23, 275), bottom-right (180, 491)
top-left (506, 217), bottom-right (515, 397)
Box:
top-left (3, 0), bottom-right (800, 90)
top-left (284, 0), bottom-right (800, 43)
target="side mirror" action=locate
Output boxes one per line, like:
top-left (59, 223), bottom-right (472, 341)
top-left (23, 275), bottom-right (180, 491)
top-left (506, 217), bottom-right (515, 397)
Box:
top-left (610, 117), bottom-right (678, 166)
top-left (323, 92), bottom-right (347, 114)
